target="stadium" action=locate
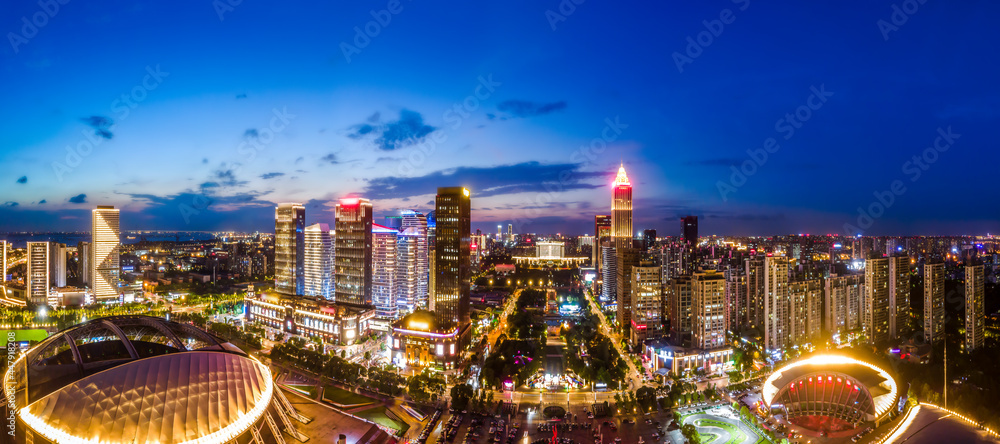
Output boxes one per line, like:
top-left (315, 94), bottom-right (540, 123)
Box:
top-left (2, 316), bottom-right (308, 444)
top-left (761, 354), bottom-right (900, 436)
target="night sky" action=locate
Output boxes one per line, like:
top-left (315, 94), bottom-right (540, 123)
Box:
top-left (1, 1), bottom-right (998, 236)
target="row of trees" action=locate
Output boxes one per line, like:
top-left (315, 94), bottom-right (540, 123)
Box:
top-left (449, 383), bottom-right (496, 411)
top-left (407, 369), bottom-right (447, 403)
top-left (480, 289), bottom-right (547, 389)
top-left (270, 338), bottom-right (406, 396)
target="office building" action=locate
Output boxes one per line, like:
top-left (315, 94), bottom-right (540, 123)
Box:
top-left (274, 203), bottom-right (305, 296)
top-left (335, 198), bottom-right (373, 305)
top-left (396, 228), bottom-right (422, 315)
top-left (923, 263), bottom-right (945, 344)
top-left (888, 255), bottom-right (909, 338)
top-left (600, 245), bottom-right (617, 302)
top-left (681, 215), bottom-right (698, 246)
top-left (92, 205), bottom-right (121, 303)
top-left (433, 187), bottom-right (471, 324)
top-left (27, 242), bottom-right (50, 306)
top-left (303, 223), bottom-right (333, 298)
top-left (428, 211), bottom-right (437, 309)
top-left (865, 257), bottom-right (891, 344)
top-left (372, 224), bottom-right (399, 322)
top-left (611, 165), bottom-right (632, 250)
top-left (497, 225), bottom-right (502, 240)
top-left (965, 264), bottom-right (985, 352)
top-left (629, 264), bottom-right (662, 347)
top-left (692, 268), bottom-right (727, 350)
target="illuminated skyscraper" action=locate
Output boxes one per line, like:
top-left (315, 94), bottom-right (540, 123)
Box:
top-left (923, 262), bottom-right (945, 344)
top-left (864, 257), bottom-right (890, 344)
top-left (763, 256), bottom-right (791, 350)
top-left (616, 247), bottom-right (641, 332)
top-left (91, 206), bottom-right (120, 303)
top-left (888, 255), bottom-right (909, 338)
top-left (497, 225), bottom-right (502, 240)
top-left (396, 227), bottom-right (421, 314)
top-left (401, 210), bottom-right (429, 309)
top-left (433, 187), bottom-right (471, 324)
top-left (611, 164), bottom-right (632, 250)
top-left (600, 245), bottom-right (616, 302)
top-left (667, 276), bottom-right (693, 346)
top-left (593, 214), bottom-right (612, 275)
top-left (692, 268), bottom-right (727, 350)
top-left (335, 198), bottom-right (373, 305)
top-left (49, 243), bottom-right (66, 288)
top-left (629, 264), bottom-right (661, 347)
top-left (965, 264), bottom-right (985, 352)
top-left (27, 242), bottom-right (50, 306)
top-left (77, 241), bottom-right (91, 286)
top-left (274, 203), bottom-right (305, 296)
top-left (507, 223), bottom-right (513, 242)
top-left (372, 224), bottom-right (398, 321)
top-left (303, 223), bottom-right (333, 298)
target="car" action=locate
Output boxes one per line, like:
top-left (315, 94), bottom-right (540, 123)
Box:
top-left (614, 439), bottom-right (621, 443)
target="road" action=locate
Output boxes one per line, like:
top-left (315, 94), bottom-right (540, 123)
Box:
top-left (585, 288), bottom-right (643, 390)
top-left (885, 404), bottom-right (997, 444)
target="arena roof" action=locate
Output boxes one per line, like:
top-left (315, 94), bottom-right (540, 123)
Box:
top-left (762, 354), bottom-right (898, 419)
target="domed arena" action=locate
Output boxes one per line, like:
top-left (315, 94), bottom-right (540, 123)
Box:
top-left (2, 316), bottom-right (308, 444)
top-left (761, 354), bottom-right (900, 436)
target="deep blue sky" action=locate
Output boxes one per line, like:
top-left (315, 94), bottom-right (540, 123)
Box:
top-left (1, 1), bottom-right (998, 236)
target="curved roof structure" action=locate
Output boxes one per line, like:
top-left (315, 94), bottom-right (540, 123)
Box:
top-left (761, 354), bottom-right (899, 427)
top-left (5, 316), bottom-right (281, 444)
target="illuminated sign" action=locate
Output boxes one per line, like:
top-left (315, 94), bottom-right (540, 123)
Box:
top-left (409, 321), bottom-right (429, 330)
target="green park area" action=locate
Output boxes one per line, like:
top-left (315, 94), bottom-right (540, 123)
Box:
top-left (322, 385), bottom-right (376, 406)
top-left (355, 406), bottom-right (409, 434)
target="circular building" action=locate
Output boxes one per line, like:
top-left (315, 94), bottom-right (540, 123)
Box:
top-left (761, 354), bottom-right (899, 435)
top-left (3, 316), bottom-right (306, 444)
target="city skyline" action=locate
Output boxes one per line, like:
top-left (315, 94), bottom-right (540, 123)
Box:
top-left (3, 2), bottom-right (1000, 236)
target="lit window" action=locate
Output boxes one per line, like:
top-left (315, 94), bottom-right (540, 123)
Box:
top-left (450, 343), bottom-right (455, 355)
top-left (437, 344), bottom-right (444, 356)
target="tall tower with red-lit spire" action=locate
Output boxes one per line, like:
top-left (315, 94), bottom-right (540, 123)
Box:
top-left (611, 163), bottom-right (633, 250)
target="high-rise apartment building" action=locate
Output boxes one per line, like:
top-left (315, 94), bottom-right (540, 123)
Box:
top-left (865, 257), bottom-right (891, 344)
top-left (692, 268), bottom-right (727, 350)
top-left (788, 279), bottom-right (823, 343)
top-left (92, 206), bottom-right (120, 303)
top-left (745, 257), bottom-right (766, 330)
top-left (77, 241), bottom-right (91, 286)
top-left (49, 243), bottom-right (66, 288)
top-left (611, 165), bottom-right (632, 251)
top-left (372, 224), bottom-right (399, 321)
top-left (888, 256), bottom-right (910, 338)
top-left (825, 274), bottom-right (864, 338)
top-left (923, 263), bottom-right (945, 344)
top-left (507, 223), bottom-right (513, 242)
top-left (335, 198), bottom-right (373, 305)
top-left (27, 242), bottom-right (50, 306)
top-left (303, 223), bottom-right (333, 298)
top-left (725, 266), bottom-right (747, 332)
top-left (763, 256), bottom-right (791, 350)
top-left (600, 245), bottom-right (617, 302)
top-left (433, 187), bottom-right (471, 325)
top-left (616, 247), bottom-right (641, 333)
top-left (681, 216), bottom-right (698, 246)
top-left (274, 203), bottom-right (305, 296)
top-left (965, 264), bottom-right (985, 352)
top-left (629, 264), bottom-right (662, 347)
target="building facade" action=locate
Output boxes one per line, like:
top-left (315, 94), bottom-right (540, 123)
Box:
top-left (611, 165), bottom-right (632, 251)
top-left (692, 268), bottom-right (727, 350)
top-left (274, 203), bottom-right (305, 296)
top-left (303, 223), bottom-right (333, 298)
top-left (865, 257), bottom-right (891, 344)
top-left (400, 210), bottom-right (429, 310)
top-left (923, 263), bottom-right (945, 344)
top-left (888, 256), bottom-right (910, 338)
top-left (372, 224), bottom-right (399, 324)
top-left (433, 187), bottom-right (471, 325)
top-left (335, 198), bottom-right (373, 305)
top-left (965, 264), bottom-right (985, 352)
top-left (91, 206), bottom-right (120, 303)
top-left (629, 265), bottom-right (662, 347)
top-left (26, 242), bottom-right (50, 306)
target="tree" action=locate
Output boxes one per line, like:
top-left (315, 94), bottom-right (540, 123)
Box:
top-left (681, 424), bottom-right (701, 444)
top-left (450, 383), bottom-right (474, 410)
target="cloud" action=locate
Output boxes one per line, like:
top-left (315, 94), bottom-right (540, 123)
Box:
top-left (260, 172), bottom-right (285, 180)
top-left (212, 165), bottom-right (247, 187)
top-left (3, 202), bottom-right (17, 207)
top-left (320, 153), bottom-right (339, 164)
top-left (363, 162), bottom-right (605, 199)
top-left (348, 109), bottom-right (437, 151)
top-left (235, 93), bottom-right (247, 99)
top-left (491, 100), bottom-right (567, 119)
top-left (38, 199), bottom-right (46, 204)
top-left (16, 176), bottom-right (27, 184)
top-left (68, 194), bottom-right (87, 204)
top-left (81, 116), bottom-right (114, 139)
top-left (244, 128), bottom-right (259, 139)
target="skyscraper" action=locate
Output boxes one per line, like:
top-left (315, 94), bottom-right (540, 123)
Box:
top-left (825, 274), bottom-right (865, 338)
top-left (401, 210), bottom-right (429, 309)
top-left (77, 241), bottom-right (91, 286)
top-left (616, 247), bottom-right (640, 334)
top-left (692, 268), bottom-right (727, 350)
top-left (27, 242), bottom-right (50, 306)
top-left (49, 243), bottom-right (66, 288)
top-left (745, 257), bottom-right (766, 330)
top-left (681, 216), bottom-right (698, 246)
top-left (763, 256), bottom-right (791, 350)
top-left (335, 198), bottom-right (373, 305)
top-left (611, 165), bottom-right (632, 250)
top-left (864, 257), bottom-right (890, 344)
top-left (593, 215), bottom-right (612, 268)
top-left (372, 224), bottom-right (398, 320)
top-left (965, 264), bottom-right (985, 352)
top-left (507, 223), bottom-right (513, 242)
top-left (274, 203), bottom-right (305, 296)
top-left (923, 263), bottom-right (945, 344)
top-left (433, 187), bottom-right (471, 325)
top-left (888, 255), bottom-right (909, 338)
top-left (667, 276), bottom-right (693, 347)
top-left (724, 265), bottom-right (747, 332)
top-left (427, 211), bottom-right (437, 309)
top-left (303, 223), bottom-right (333, 298)
top-left (629, 264), bottom-right (661, 347)
top-left (600, 245), bottom-right (617, 302)
top-left (396, 227), bottom-right (422, 314)
top-left (497, 224), bottom-right (502, 240)
top-left (92, 206), bottom-right (120, 303)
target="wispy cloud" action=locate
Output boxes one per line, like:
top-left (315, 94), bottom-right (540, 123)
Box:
top-left (81, 116), bottom-right (114, 139)
top-left (260, 172), bottom-right (285, 179)
top-left (16, 176), bottom-right (27, 184)
top-left (68, 194), bottom-right (87, 204)
top-left (364, 161), bottom-right (604, 199)
top-left (348, 109), bottom-right (437, 151)
top-left (489, 100), bottom-right (567, 120)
